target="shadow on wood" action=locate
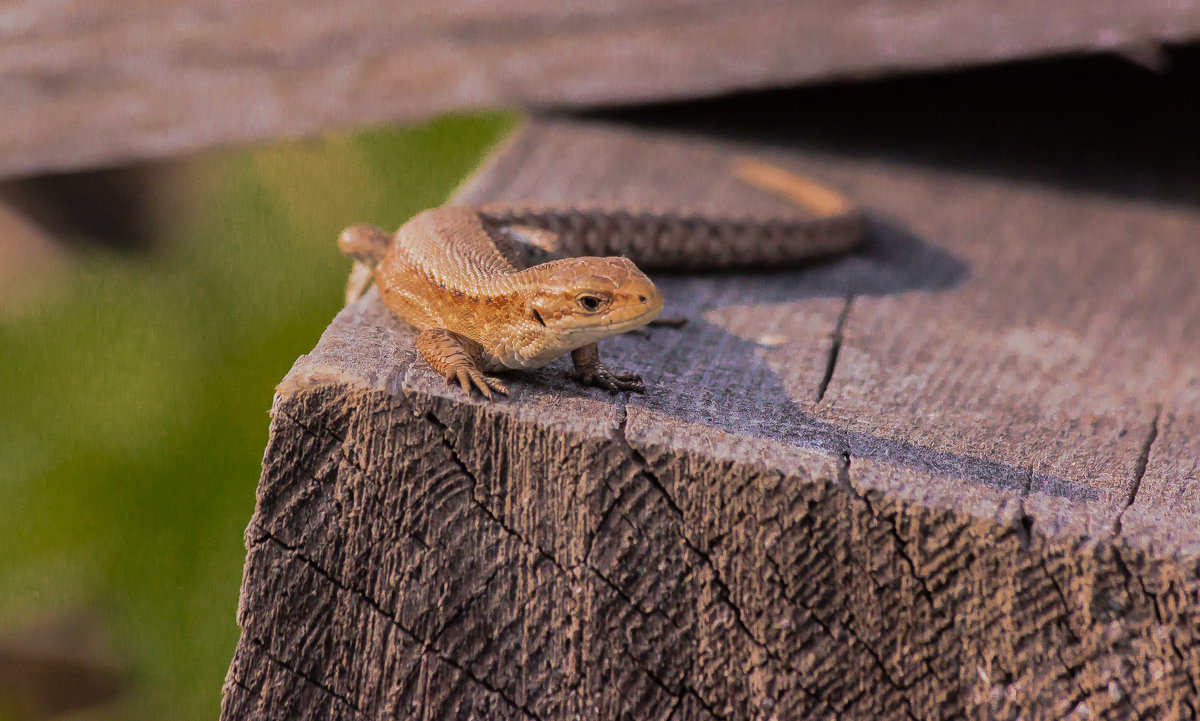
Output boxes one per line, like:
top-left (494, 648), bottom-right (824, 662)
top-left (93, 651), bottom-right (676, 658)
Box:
top-left (222, 118), bottom-right (1200, 720)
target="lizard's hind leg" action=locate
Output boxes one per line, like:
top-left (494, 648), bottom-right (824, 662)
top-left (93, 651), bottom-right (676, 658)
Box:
top-left (417, 328), bottom-right (510, 399)
top-left (338, 224), bottom-right (393, 304)
top-left (344, 261), bottom-right (374, 304)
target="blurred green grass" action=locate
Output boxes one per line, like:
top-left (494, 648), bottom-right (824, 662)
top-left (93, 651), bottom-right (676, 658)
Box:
top-left (0, 112), bottom-right (515, 721)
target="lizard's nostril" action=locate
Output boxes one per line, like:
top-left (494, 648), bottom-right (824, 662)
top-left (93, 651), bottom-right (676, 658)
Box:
top-left (638, 295), bottom-right (647, 303)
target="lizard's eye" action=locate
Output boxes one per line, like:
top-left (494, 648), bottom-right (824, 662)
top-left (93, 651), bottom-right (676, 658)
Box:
top-left (575, 293), bottom-right (606, 313)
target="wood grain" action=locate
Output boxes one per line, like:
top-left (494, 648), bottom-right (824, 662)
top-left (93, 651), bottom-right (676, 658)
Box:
top-left (6, 0), bottom-right (1200, 178)
top-left (222, 119), bottom-right (1200, 720)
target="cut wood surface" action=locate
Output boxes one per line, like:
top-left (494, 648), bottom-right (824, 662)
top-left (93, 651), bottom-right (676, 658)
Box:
top-left (7, 0), bottom-right (1200, 178)
top-left (223, 119), bottom-right (1200, 720)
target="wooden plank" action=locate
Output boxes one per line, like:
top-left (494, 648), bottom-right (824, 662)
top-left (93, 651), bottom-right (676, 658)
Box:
top-left (222, 119), bottom-right (1200, 720)
top-left (458, 119), bottom-right (1200, 549)
top-left (5, 0), bottom-right (1200, 178)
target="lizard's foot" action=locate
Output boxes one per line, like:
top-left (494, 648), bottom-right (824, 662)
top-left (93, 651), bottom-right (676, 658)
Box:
top-left (566, 365), bottom-right (645, 394)
top-left (569, 342), bottom-right (645, 393)
top-left (417, 328), bottom-right (509, 400)
top-left (447, 368), bottom-right (510, 399)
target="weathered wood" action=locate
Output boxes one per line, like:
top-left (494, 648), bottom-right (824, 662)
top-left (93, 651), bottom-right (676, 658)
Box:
top-left (6, 0), bottom-right (1200, 178)
top-left (223, 119), bottom-right (1200, 720)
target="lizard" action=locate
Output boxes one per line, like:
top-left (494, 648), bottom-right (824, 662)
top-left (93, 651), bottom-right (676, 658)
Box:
top-left (337, 158), bottom-right (867, 399)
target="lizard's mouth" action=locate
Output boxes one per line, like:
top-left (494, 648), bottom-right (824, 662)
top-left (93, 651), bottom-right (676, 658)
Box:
top-left (628, 291), bottom-right (665, 326)
top-left (609, 310), bottom-right (661, 333)
top-left (581, 296), bottom-right (664, 337)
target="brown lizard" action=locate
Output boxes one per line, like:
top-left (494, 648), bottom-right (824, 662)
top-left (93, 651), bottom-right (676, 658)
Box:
top-left (338, 159), bottom-right (866, 399)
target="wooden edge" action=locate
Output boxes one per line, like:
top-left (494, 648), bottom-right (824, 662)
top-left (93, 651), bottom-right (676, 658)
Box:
top-left (5, 1), bottom-right (1200, 177)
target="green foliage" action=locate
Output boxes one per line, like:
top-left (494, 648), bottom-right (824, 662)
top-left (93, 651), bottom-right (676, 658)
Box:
top-left (0, 112), bottom-right (515, 720)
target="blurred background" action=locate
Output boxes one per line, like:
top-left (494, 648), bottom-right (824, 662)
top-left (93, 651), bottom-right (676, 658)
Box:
top-left (2, 2), bottom-right (1200, 720)
top-left (0, 114), bottom-right (515, 720)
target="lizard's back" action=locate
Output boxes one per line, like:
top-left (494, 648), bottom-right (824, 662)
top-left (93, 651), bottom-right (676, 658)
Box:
top-left (375, 205), bottom-right (524, 334)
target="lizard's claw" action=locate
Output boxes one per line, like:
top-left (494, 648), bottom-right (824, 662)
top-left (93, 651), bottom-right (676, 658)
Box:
top-left (567, 367), bottom-right (645, 394)
top-left (568, 344), bottom-right (646, 393)
top-left (647, 316), bottom-right (688, 329)
top-left (449, 368), bottom-right (510, 399)
top-left (418, 328), bottom-right (510, 400)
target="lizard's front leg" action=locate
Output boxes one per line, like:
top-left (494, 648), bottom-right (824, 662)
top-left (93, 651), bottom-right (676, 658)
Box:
top-left (567, 343), bottom-right (645, 393)
top-left (417, 329), bottom-right (510, 399)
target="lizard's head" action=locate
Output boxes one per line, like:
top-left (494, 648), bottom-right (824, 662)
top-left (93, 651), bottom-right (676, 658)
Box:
top-left (528, 257), bottom-right (664, 347)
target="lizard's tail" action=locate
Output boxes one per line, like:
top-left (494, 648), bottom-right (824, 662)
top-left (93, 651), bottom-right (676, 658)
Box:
top-left (476, 160), bottom-right (865, 272)
top-left (339, 224), bottom-right (392, 266)
top-left (338, 224), bottom-right (392, 305)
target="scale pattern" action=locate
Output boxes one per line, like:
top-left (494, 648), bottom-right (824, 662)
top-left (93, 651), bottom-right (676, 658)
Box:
top-left (341, 166), bottom-right (866, 397)
top-left (477, 203), bottom-right (866, 270)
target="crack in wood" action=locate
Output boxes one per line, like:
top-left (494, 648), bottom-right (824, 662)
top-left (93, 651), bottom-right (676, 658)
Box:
top-left (275, 406), bottom-right (368, 474)
top-left (1114, 404), bottom-right (1162, 536)
top-left (762, 520), bottom-right (938, 718)
top-left (758, 551), bottom-right (855, 712)
top-left (276, 407), bottom-right (347, 445)
top-left (623, 637), bottom-right (727, 721)
top-left (680, 538), bottom-right (840, 713)
top-left (816, 292), bottom-right (854, 402)
top-left (431, 650), bottom-right (544, 721)
top-left (619, 405), bottom-right (685, 520)
top-left (1035, 554), bottom-right (1082, 645)
top-left (840, 452), bottom-right (946, 626)
top-left (255, 531), bottom-right (544, 720)
top-left (582, 482), bottom-right (624, 564)
top-left (1015, 465), bottom-right (1036, 550)
top-left (612, 410), bottom-right (847, 715)
top-left (427, 567), bottom-right (502, 647)
top-left (837, 449), bottom-right (852, 490)
top-left (424, 409), bottom-right (570, 577)
top-left (590, 566), bottom-right (678, 628)
top-left (250, 638), bottom-right (364, 716)
top-left (239, 384), bottom-right (1200, 719)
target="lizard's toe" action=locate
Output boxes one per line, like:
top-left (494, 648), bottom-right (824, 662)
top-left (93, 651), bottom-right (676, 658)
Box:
top-left (419, 328), bottom-right (501, 399)
top-left (613, 377), bottom-right (646, 393)
top-left (565, 369), bottom-right (594, 385)
top-left (467, 368), bottom-right (498, 399)
top-left (442, 366), bottom-right (507, 400)
top-left (603, 376), bottom-right (645, 393)
top-left (567, 368), bottom-right (645, 394)
top-left (454, 369), bottom-right (477, 397)
top-left (483, 375), bottom-right (510, 396)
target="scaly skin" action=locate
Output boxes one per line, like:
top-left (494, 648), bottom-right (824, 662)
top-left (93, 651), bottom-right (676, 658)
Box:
top-left (338, 159), bottom-right (867, 399)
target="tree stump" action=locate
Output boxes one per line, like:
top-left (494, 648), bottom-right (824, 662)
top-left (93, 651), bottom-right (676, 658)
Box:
top-left (221, 118), bottom-right (1200, 720)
